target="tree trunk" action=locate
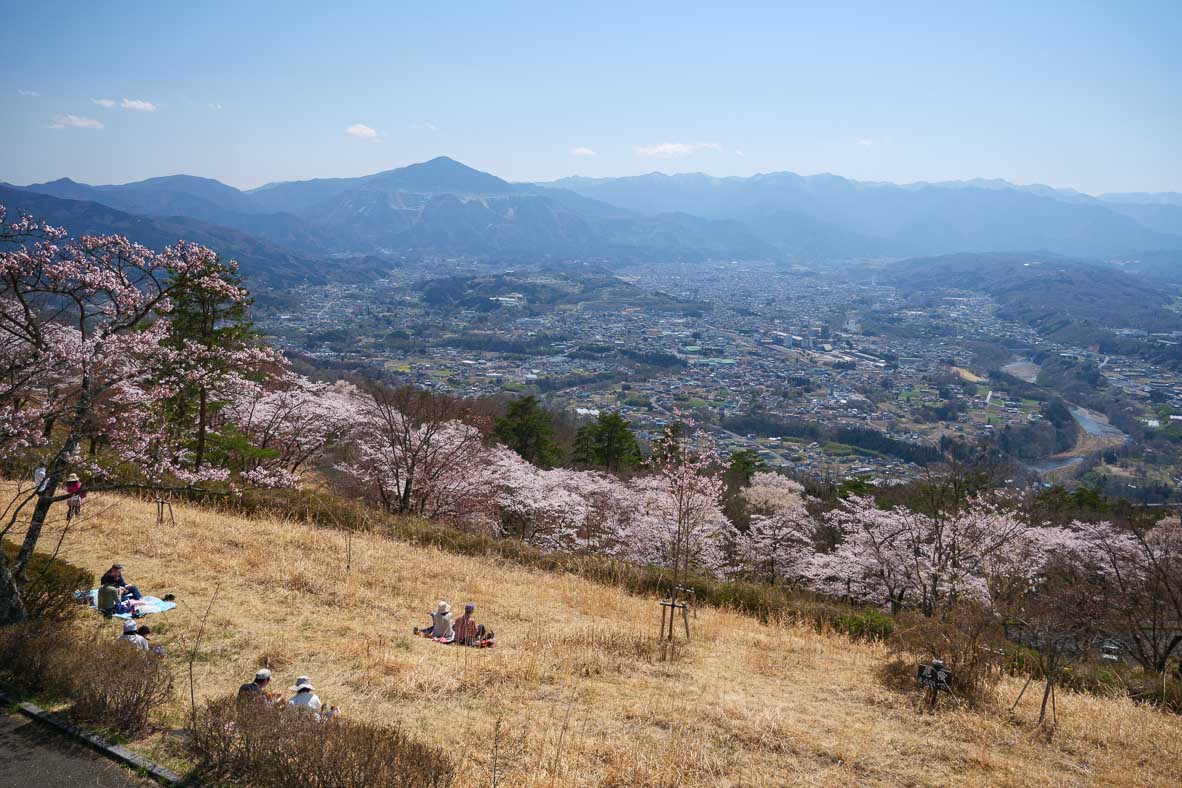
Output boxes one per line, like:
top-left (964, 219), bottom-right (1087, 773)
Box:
top-left (15, 485), bottom-right (57, 580)
top-left (0, 553), bottom-right (28, 625)
top-left (1038, 677), bottom-right (1053, 724)
top-left (399, 474), bottom-right (414, 515)
top-left (195, 387), bottom-right (208, 471)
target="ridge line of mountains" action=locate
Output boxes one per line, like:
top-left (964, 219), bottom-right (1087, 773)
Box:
top-left (2, 156), bottom-right (1181, 287)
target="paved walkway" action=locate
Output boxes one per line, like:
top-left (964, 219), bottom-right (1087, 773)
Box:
top-left (0, 713), bottom-right (152, 788)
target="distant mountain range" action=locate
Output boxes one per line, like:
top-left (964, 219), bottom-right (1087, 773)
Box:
top-left (547, 172), bottom-right (1182, 259)
top-left (2, 157), bottom-right (1181, 288)
top-left (3, 158), bottom-right (774, 273)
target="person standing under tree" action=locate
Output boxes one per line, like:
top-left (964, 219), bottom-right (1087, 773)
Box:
top-left (64, 473), bottom-right (85, 521)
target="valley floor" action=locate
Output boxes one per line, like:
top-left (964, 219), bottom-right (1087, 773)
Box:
top-left (43, 492), bottom-right (1182, 786)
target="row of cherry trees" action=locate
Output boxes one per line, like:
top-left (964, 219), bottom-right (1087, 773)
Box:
top-left (333, 382), bottom-right (1182, 679)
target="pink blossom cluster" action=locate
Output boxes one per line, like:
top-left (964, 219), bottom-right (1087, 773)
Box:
top-left (224, 376), bottom-right (358, 487)
top-left (0, 204), bottom-right (288, 489)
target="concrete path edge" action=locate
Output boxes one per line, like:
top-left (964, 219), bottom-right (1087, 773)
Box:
top-left (0, 689), bottom-right (185, 786)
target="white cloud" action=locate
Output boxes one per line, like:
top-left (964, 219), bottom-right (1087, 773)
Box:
top-left (92, 98), bottom-right (116, 108)
top-left (571, 146), bottom-right (597, 157)
top-left (18, 89), bottom-right (38, 97)
top-left (634, 141), bottom-right (722, 158)
top-left (735, 148), bottom-right (746, 157)
top-left (411, 121), bottom-right (439, 132)
top-left (50, 114), bottom-right (103, 129)
top-left (345, 123), bottom-right (381, 141)
top-left (855, 137), bottom-right (874, 148)
top-left (209, 103), bottom-right (223, 111)
top-left (121, 98), bottom-right (158, 111)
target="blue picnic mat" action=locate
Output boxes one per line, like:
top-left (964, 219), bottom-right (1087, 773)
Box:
top-left (81, 589), bottom-right (176, 619)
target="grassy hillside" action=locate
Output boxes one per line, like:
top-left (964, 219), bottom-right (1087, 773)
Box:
top-left (48, 492), bottom-right (1182, 786)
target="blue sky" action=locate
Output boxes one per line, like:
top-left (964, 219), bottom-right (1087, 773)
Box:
top-left (1, 1), bottom-right (1179, 193)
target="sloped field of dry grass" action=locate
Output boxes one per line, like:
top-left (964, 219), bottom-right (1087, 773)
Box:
top-left (42, 492), bottom-right (1182, 786)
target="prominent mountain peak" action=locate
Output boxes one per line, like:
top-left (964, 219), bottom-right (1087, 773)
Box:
top-left (27, 177), bottom-right (82, 188)
top-left (130, 174), bottom-right (237, 189)
top-left (363, 156), bottom-right (511, 194)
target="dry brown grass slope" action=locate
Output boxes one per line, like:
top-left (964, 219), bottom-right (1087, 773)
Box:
top-left (42, 492), bottom-right (1182, 786)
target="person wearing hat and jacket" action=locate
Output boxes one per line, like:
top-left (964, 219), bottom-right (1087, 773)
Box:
top-left (238, 669), bottom-right (275, 704)
top-left (64, 473), bottom-right (85, 521)
top-left (118, 619), bottom-right (150, 651)
top-left (413, 600), bottom-right (455, 643)
top-left (287, 676), bottom-right (323, 712)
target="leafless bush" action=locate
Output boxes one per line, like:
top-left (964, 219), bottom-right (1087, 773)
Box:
top-left (0, 619), bottom-right (69, 694)
top-left (188, 697), bottom-right (454, 787)
top-left (475, 711), bottom-right (532, 788)
top-left (888, 603), bottom-right (1005, 708)
top-left (64, 639), bottom-right (174, 733)
top-left (0, 621), bottom-right (173, 734)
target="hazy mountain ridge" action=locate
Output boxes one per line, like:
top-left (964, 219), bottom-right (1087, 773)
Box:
top-left (7, 157), bottom-right (775, 263)
top-left (7, 157), bottom-right (1182, 272)
top-left (0, 185), bottom-right (386, 288)
top-left (884, 252), bottom-right (1182, 346)
top-left (548, 171), bottom-right (1182, 259)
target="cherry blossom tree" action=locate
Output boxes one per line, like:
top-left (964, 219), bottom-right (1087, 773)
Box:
top-left (1053, 517), bottom-right (1182, 675)
top-left (224, 375), bottom-right (358, 488)
top-left (735, 472), bottom-right (815, 584)
top-left (803, 494), bottom-right (1029, 615)
top-left (626, 417), bottom-right (729, 611)
top-left (992, 544), bottom-right (1112, 727)
top-left (0, 205), bottom-right (264, 623)
top-left (490, 451), bottom-right (589, 550)
top-left (341, 385), bottom-right (494, 521)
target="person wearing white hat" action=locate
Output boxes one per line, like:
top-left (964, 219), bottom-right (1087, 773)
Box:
top-left (287, 676), bottom-right (322, 712)
top-left (64, 473), bottom-right (85, 521)
top-left (118, 619), bottom-right (150, 651)
top-left (413, 600), bottom-right (455, 643)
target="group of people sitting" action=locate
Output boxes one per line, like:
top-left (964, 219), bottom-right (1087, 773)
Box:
top-left (237, 669), bottom-right (339, 720)
top-left (96, 563), bottom-right (145, 615)
top-left (95, 562), bottom-right (173, 616)
top-left (413, 600), bottom-right (495, 647)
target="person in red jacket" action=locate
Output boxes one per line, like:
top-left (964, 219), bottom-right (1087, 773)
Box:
top-left (65, 473), bottom-right (86, 521)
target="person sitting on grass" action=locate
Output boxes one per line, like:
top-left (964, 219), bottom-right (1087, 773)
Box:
top-left (118, 619), bottom-right (150, 651)
top-left (137, 624), bottom-right (164, 656)
top-left (453, 603), bottom-right (495, 647)
top-left (413, 600), bottom-right (455, 643)
top-left (238, 669), bottom-right (274, 704)
top-left (97, 583), bottom-right (151, 617)
top-left (287, 676), bottom-right (322, 712)
top-left (100, 562), bottom-right (142, 601)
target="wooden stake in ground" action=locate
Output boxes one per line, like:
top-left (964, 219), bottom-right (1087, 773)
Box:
top-left (659, 594), bottom-right (690, 642)
top-left (155, 494), bottom-right (176, 527)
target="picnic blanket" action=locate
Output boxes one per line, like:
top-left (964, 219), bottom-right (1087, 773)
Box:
top-left (414, 630), bottom-right (495, 648)
top-left (80, 589), bottom-right (177, 619)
